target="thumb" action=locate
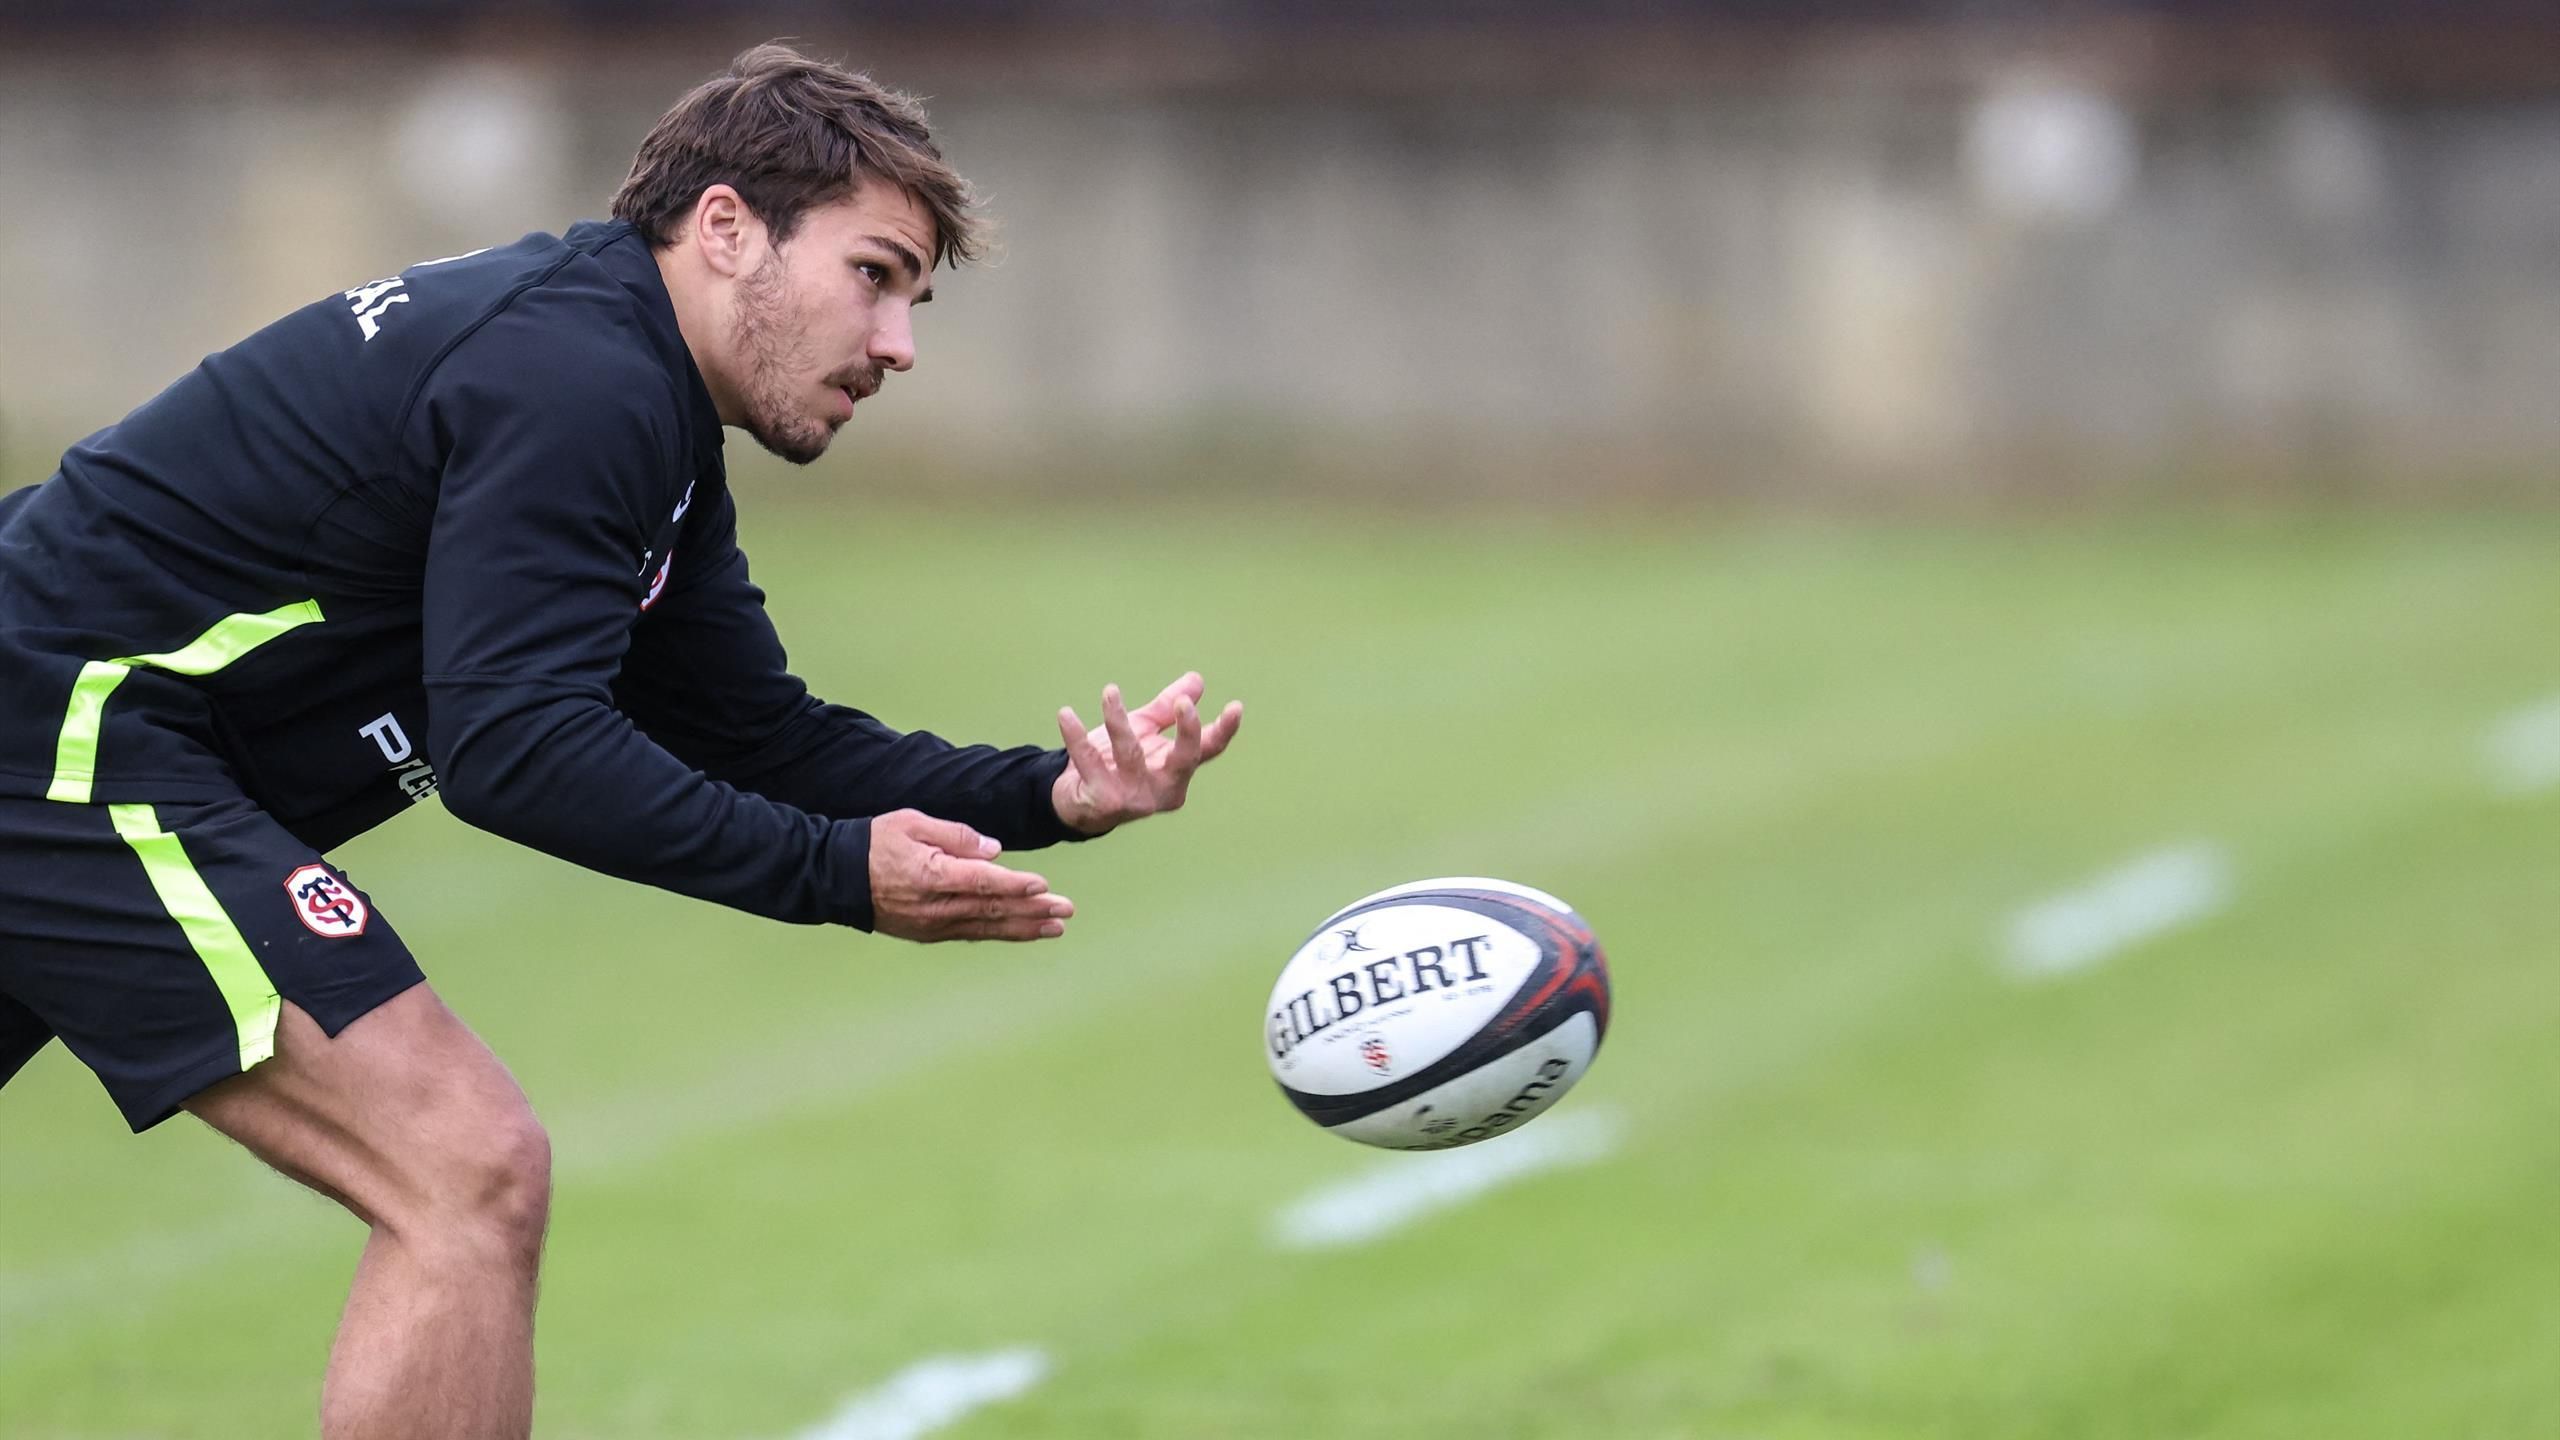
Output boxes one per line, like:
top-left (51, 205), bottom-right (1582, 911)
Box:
top-left (895, 812), bottom-right (1001, 860)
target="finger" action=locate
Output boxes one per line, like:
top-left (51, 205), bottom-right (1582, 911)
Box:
top-left (973, 915), bottom-right (1069, 942)
top-left (945, 859), bottom-right (1050, 899)
top-left (952, 897), bottom-right (1074, 939)
top-left (1103, 683), bottom-right (1148, 777)
top-left (899, 812), bottom-right (1001, 860)
top-left (1056, 705), bottom-right (1109, 783)
top-left (1168, 694), bottom-right (1203, 775)
top-left (1128, 671), bottom-right (1205, 733)
top-left (980, 892), bottom-right (1074, 922)
top-left (1198, 700), bottom-right (1244, 762)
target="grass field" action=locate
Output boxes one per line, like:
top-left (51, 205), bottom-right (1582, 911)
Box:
top-left (4, 497), bottom-right (2559, 1438)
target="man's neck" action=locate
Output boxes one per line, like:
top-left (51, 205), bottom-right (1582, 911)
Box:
top-left (651, 245), bottom-right (743, 428)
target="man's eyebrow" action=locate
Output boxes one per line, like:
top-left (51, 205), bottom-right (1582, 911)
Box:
top-left (863, 234), bottom-right (925, 284)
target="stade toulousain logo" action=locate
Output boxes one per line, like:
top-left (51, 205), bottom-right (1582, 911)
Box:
top-left (284, 864), bottom-right (369, 939)
top-left (639, 550), bottom-right (675, 611)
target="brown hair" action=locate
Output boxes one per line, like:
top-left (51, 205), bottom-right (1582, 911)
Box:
top-left (611, 43), bottom-right (985, 268)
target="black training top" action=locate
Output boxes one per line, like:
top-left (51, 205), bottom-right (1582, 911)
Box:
top-left (0, 220), bottom-right (1078, 931)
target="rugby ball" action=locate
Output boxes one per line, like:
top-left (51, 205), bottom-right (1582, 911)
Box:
top-left (1265, 877), bottom-right (1610, 1150)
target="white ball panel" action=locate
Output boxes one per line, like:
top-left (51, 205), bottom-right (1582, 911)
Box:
top-left (1311, 875), bottom-right (1580, 932)
top-left (1324, 1011), bottom-right (1600, 1151)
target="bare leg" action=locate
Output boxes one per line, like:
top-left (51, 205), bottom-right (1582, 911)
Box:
top-left (186, 987), bottom-right (550, 1440)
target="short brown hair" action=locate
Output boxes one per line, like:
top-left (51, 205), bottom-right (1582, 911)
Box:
top-left (612, 43), bottom-right (985, 268)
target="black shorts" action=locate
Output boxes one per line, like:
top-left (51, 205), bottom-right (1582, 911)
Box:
top-left (0, 792), bottom-right (424, 1131)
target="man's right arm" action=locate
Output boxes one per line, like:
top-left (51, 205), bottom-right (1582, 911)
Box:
top-left (612, 484), bottom-right (1088, 851)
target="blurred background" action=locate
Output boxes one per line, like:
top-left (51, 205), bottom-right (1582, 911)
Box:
top-left (6, 3), bottom-right (2560, 1438)
top-left (7, 0), bottom-right (2559, 502)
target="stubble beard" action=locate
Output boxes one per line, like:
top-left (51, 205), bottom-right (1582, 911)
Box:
top-left (733, 254), bottom-right (833, 466)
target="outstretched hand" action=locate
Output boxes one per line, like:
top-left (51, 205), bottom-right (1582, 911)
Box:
top-left (869, 809), bottom-right (1076, 942)
top-left (1053, 671), bottom-right (1245, 836)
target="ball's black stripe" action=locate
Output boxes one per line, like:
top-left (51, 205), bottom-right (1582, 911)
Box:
top-left (1278, 1009), bottom-right (1596, 1129)
top-left (1276, 890), bottom-right (1601, 1127)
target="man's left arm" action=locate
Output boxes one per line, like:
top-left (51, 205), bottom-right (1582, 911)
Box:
top-left (615, 487), bottom-right (1241, 847)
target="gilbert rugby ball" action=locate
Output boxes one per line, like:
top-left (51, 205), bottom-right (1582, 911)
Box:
top-left (1265, 877), bottom-right (1610, 1150)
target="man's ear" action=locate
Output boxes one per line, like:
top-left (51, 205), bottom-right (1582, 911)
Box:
top-left (689, 185), bottom-right (765, 280)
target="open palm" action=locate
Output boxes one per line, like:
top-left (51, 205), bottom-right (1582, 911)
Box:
top-left (1051, 671), bottom-right (1245, 835)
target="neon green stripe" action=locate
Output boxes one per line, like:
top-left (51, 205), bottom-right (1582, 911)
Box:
top-left (47, 661), bottom-right (134, 804)
top-left (46, 601), bottom-right (324, 804)
top-left (108, 804), bottom-right (278, 1072)
top-left (126, 599), bottom-right (324, 675)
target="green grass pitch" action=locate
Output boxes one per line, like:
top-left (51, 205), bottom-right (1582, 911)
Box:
top-left (4, 498), bottom-right (2558, 1438)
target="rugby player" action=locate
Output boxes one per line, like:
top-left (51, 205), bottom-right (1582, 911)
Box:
top-left (0, 43), bottom-right (1241, 1438)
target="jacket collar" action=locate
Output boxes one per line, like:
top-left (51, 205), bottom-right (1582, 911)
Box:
top-left (572, 219), bottom-right (729, 474)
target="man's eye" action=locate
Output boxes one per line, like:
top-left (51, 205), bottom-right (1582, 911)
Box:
top-left (856, 262), bottom-right (888, 286)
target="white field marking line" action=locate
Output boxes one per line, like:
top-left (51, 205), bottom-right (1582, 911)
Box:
top-left (1271, 1105), bottom-right (1626, 1251)
top-left (786, 1348), bottom-right (1050, 1440)
top-left (2002, 842), bottom-right (2234, 981)
top-left (0, 1205), bottom-right (327, 1330)
top-left (2485, 694), bottom-right (2560, 796)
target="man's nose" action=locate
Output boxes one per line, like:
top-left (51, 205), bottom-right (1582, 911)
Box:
top-left (870, 305), bottom-right (916, 373)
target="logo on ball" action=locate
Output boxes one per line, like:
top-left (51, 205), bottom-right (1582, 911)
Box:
top-left (1321, 924), bottom-right (1375, 965)
top-left (1360, 1035), bottom-right (1392, 1073)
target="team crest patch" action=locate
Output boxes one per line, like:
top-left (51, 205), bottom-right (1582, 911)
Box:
top-left (284, 864), bottom-right (368, 938)
top-left (640, 549), bottom-right (675, 611)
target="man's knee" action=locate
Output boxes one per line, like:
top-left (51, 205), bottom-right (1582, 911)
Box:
top-left (188, 989), bottom-right (553, 1267)
top-left (411, 1100), bottom-right (552, 1268)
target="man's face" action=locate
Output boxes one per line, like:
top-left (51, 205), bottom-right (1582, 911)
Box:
top-left (728, 186), bottom-right (936, 465)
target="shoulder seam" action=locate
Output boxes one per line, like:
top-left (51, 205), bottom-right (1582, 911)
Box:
top-left (388, 237), bottom-right (612, 439)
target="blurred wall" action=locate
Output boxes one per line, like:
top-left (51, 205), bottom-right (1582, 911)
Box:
top-left (2, 9), bottom-right (2556, 500)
